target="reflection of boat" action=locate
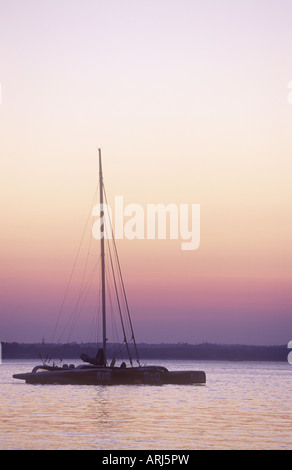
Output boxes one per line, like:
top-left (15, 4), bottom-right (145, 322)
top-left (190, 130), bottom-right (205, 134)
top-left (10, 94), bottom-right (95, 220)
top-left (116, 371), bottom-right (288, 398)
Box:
top-left (13, 149), bottom-right (206, 386)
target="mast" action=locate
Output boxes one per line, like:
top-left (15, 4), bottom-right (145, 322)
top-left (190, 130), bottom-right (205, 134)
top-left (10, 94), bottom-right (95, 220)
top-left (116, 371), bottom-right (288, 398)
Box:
top-left (99, 148), bottom-right (107, 365)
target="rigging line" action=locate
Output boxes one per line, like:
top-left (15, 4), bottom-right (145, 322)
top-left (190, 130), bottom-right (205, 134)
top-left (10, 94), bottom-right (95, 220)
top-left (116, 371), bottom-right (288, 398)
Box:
top-left (65, 218), bottom-right (100, 342)
top-left (86, 291), bottom-right (101, 344)
top-left (103, 185), bottom-right (139, 359)
top-left (103, 199), bottom-right (133, 365)
top-left (76, 200), bottom-right (97, 310)
top-left (105, 266), bottom-right (121, 350)
top-left (61, 256), bottom-right (101, 343)
top-left (103, 185), bottom-right (140, 366)
top-left (104, 261), bottom-right (127, 364)
top-left (112, 342), bottom-right (126, 363)
top-left (65, 235), bottom-right (96, 342)
top-left (112, 234), bottom-right (140, 364)
top-left (106, 235), bottom-right (133, 366)
top-left (50, 181), bottom-right (99, 344)
top-left (51, 183), bottom-right (99, 343)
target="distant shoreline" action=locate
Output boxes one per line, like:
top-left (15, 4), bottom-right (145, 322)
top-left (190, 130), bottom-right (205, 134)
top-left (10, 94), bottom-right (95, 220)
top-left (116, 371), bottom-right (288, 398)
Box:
top-left (1, 342), bottom-right (288, 362)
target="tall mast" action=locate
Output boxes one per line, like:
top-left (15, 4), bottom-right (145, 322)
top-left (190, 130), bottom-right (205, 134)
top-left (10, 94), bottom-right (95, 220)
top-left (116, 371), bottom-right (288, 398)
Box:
top-left (99, 148), bottom-right (106, 365)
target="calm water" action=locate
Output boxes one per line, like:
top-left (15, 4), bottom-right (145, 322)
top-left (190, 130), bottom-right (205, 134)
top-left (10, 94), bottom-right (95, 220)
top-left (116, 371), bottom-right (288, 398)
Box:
top-left (0, 359), bottom-right (291, 450)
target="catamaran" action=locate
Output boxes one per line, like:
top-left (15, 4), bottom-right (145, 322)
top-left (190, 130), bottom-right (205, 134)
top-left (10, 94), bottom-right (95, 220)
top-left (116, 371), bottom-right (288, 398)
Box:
top-left (13, 149), bottom-right (206, 385)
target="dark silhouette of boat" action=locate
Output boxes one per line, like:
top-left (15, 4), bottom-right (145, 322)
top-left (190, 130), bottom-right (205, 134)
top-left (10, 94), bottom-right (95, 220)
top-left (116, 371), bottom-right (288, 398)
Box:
top-left (13, 150), bottom-right (206, 386)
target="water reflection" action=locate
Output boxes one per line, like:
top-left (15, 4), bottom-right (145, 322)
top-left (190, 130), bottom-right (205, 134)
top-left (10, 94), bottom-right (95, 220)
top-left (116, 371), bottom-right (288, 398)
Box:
top-left (1, 360), bottom-right (291, 449)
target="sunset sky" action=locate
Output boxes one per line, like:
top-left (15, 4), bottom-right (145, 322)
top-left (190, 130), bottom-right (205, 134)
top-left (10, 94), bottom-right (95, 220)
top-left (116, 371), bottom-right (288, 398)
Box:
top-left (1, 0), bottom-right (292, 345)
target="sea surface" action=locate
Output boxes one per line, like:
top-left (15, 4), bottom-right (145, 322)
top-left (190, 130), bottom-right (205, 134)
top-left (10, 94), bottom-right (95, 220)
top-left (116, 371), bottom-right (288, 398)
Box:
top-left (0, 359), bottom-right (291, 450)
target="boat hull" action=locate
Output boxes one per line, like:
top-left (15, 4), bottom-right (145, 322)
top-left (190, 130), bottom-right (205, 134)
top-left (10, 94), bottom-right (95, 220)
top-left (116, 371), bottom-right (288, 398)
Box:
top-left (13, 365), bottom-right (206, 385)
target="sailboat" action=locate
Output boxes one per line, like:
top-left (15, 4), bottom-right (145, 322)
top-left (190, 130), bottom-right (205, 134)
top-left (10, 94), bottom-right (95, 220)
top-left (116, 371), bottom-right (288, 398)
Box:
top-left (13, 150), bottom-right (206, 385)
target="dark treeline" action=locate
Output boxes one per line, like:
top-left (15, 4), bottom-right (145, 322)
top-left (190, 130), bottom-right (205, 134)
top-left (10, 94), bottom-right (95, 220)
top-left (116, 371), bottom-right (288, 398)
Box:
top-left (1, 342), bottom-right (288, 362)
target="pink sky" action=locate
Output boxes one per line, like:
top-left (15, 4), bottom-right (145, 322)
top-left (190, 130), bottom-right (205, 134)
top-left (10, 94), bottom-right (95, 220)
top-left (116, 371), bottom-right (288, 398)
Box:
top-left (1, 0), bottom-right (292, 345)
